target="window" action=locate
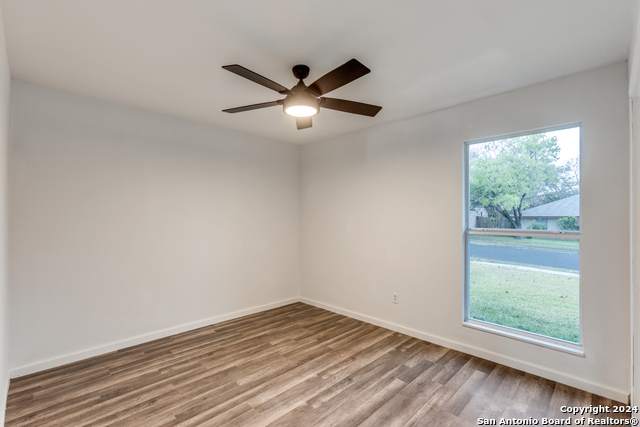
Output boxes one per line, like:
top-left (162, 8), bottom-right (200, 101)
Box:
top-left (464, 125), bottom-right (581, 354)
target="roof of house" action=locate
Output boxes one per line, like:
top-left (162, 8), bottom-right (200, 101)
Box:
top-left (520, 195), bottom-right (580, 218)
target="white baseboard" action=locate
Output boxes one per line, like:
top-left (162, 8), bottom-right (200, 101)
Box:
top-left (9, 297), bottom-right (300, 379)
top-left (300, 297), bottom-right (629, 403)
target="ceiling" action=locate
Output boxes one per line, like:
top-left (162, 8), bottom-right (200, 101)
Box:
top-left (1, 0), bottom-right (637, 144)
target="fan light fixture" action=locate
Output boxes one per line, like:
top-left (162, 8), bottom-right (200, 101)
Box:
top-left (283, 92), bottom-right (319, 118)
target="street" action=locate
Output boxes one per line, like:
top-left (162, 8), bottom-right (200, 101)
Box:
top-left (469, 244), bottom-right (579, 270)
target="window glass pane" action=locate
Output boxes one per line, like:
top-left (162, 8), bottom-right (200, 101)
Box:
top-left (469, 127), bottom-right (580, 230)
top-left (468, 235), bottom-right (579, 343)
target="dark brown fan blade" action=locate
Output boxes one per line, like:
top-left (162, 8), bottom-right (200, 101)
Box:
top-left (306, 59), bottom-right (371, 96)
top-left (296, 117), bottom-right (312, 130)
top-left (222, 65), bottom-right (291, 94)
top-left (222, 101), bottom-right (281, 114)
top-left (320, 97), bottom-right (382, 117)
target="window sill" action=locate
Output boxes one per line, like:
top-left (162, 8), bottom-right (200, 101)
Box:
top-left (463, 319), bottom-right (584, 357)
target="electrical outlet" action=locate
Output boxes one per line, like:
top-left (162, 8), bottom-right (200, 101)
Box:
top-left (392, 292), bottom-right (399, 304)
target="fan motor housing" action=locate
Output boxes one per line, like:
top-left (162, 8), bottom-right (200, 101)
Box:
top-left (292, 64), bottom-right (310, 80)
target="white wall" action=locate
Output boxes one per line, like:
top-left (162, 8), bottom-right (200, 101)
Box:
top-left (0, 4), bottom-right (10, 425)
top-left (8, 81), bottom-right (300, 374)
top-left (301, 62), bottom-right (630, 401)
top-left (631, 95), bottom-right (639, 408)
top-left (628, 2), bottom-right (640, 407)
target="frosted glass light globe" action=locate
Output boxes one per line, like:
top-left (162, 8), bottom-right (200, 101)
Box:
top-left (285, 105), bottom-right (318, 117)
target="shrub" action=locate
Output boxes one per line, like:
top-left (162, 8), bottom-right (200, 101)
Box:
top-left (558, 216), bottom-right (579, 231)
top-left (528, 219), bottom-right (546, 230)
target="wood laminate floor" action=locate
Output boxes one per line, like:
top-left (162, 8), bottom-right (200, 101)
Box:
top-left (4, 303), bottom-right (630, 426)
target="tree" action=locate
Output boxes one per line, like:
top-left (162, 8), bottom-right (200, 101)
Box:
top-left (469, 134), bottom-right (560, 229)
top-left (533, 156), bottom-right (580, 206)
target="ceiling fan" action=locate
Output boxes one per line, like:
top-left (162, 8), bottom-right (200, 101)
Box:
top-left (221, 59), bottom-right (382, 130)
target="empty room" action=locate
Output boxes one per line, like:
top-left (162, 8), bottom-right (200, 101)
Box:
top-left (0, 0), bottom-right (640, 426)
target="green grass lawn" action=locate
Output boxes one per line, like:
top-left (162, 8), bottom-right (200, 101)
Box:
top-left (470, 234), bottom-right (579, 252)
top-left (469, 262), bottom-right (579, 343)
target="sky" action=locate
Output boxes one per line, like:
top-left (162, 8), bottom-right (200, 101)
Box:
top-left (469, 125), bottom-right (580, 165)
top-left (546, 126), bottom-right (580, 165)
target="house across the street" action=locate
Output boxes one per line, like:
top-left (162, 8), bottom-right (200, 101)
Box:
top-left (519, 195), bottom-right (580, 230)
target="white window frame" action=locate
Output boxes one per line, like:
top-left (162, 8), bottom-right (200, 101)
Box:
top-left (462, 123), bottom-right (583, 356)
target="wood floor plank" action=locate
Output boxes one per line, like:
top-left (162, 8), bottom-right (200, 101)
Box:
top-left (4, 302), bottom-right (630, 426)
top-left (357, 362), bottom-right (445, 427)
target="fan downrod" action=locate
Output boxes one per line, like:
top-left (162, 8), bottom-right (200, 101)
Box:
top-left (292, 65), bottom-right (310, 80)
